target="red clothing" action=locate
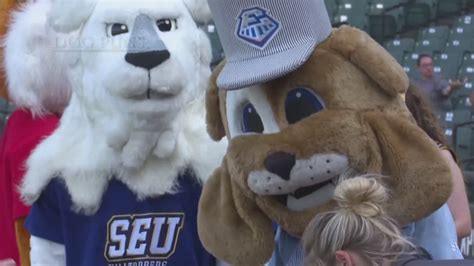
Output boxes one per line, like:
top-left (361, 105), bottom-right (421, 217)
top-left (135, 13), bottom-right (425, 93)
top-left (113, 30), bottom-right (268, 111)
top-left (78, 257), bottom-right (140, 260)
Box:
top-left (0, 109), bottom-right (59, 264)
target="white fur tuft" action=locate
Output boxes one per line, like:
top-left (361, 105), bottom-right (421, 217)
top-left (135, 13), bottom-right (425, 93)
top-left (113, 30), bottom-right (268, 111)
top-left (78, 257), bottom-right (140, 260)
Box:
top-left (183, 0), bottom-right (212, 24)
top-left (48, 0), bottom-right (97, 32)
top-left (3, 0), bottom-right (73, 116)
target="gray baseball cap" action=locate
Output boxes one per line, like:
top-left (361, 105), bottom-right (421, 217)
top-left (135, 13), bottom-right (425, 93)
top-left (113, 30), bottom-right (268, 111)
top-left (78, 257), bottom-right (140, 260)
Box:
top-left (208, 0), bottom-right (332, 90)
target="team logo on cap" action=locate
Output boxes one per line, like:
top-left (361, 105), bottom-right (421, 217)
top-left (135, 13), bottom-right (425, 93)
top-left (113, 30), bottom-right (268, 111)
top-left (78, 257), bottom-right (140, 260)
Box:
top-left (236, 6), bottom-right (281, 50)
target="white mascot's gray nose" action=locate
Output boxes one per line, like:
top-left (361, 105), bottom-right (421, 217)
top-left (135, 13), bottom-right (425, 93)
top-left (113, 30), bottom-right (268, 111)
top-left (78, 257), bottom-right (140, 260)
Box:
top-left (125, 14), bottom-right (170, 70)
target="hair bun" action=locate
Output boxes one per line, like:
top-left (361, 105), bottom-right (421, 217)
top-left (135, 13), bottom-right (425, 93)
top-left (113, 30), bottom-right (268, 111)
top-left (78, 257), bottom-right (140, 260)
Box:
top-left (333, 176), bottom-right (387, 218)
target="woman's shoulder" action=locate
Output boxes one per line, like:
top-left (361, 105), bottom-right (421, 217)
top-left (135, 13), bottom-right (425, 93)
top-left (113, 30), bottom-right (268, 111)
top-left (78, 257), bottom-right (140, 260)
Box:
top-left (437, 143), bottom-right (458, 163)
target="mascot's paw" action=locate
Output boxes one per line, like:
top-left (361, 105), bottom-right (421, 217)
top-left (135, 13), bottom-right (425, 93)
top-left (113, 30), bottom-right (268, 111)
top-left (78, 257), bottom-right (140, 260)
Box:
top-left (64, 171), bottom-right (109, 215)
top-left (21, 188), bottom-right (40, 206)
top-left (153, 130), bottom-right (177, 159)
top-left (20, 167), bottom-right (57, 205)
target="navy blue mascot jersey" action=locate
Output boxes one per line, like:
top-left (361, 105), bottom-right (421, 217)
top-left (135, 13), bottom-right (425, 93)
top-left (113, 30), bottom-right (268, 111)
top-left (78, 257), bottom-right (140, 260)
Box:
top-left (26, 172), bottom-right (215, 266)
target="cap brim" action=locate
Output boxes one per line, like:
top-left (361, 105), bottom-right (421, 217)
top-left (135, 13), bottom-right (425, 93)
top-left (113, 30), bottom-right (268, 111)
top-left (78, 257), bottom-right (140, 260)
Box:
top-left (216, 40), bottom-right (317, 90)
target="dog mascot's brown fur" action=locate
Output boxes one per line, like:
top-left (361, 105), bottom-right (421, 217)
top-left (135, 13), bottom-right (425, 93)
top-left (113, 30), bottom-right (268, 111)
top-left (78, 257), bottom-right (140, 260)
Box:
top-left (198, 26), bottom-right (453, 265)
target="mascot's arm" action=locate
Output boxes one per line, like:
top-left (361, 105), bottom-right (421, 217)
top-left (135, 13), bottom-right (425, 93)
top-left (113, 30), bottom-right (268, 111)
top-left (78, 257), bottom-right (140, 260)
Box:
top-left (15, 218), bottom-right (30, 266)
top-left (30, 236), bottom-right (66, 266)
top-left (26, 181), bottom-right (66, 266)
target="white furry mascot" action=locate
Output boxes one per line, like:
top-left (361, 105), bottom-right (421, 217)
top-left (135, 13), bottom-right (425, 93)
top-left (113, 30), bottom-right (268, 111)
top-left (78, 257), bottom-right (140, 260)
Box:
top-left (19, 0), bottom-right (226, 265)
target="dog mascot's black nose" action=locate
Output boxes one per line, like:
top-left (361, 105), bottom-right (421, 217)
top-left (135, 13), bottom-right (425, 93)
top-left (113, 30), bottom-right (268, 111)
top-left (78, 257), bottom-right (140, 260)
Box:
top-left (125, 14), bottom-right (170, 70)
top-left (264, 152), bottom-right (295, 181)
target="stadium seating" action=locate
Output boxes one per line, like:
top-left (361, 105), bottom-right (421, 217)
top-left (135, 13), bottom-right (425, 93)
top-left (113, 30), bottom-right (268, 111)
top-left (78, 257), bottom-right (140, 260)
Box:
top-left (454, 120), bottom-right (474, 166)
top-left (334, 2), bottom-right (368, 30)
top-left (439, 110), bottom-right (472, 147)
top-left (452, 109), bottom-right (472, 126)
top-left (462, 53), bottom-right (474, 66)
top-left (418, 25), bottom-right (450, 42)
top-left (386, 37), bottom-right (416, 52)
top-left (0, 98), bottom-right (12, 134)
top-left (434, 52), bottom-right (463, 79)
top-left (369, 6), bottom-right (406, 42)
top-left (440, 110), bottom-right (454, 127)
top-left (450, 82), bottom-right (474, 109)
top-left (385, 38), bottom-right (415, 63)
top-left (371, 0), bottom-right (399, 10)
top-left (415, 38), bottom-right (446, 53)
top-left (324, 0), bottom-right (337, 21)
top-left (455, 14), bottom-right (474, 31)
top-left (458, 65), bottom-right (474, 81)
top-left (466, 0), bottom-right (474, 9)
top-left (206, 24), bottom-right (224, 68)
top-left (419, 0), bottom-right (439, 19)
top-left (445, 26), bottom-right (474, 53)
top-left (338, 0), bottom-right (369, 11)
top-left (404, 1), bottom-right (432, 27)
top-left (438, 0), bottom-right (464, 17)
top-left (440, 51), bottom-right (464, 67)
top-left (369, 15), bottom-right (398, 41)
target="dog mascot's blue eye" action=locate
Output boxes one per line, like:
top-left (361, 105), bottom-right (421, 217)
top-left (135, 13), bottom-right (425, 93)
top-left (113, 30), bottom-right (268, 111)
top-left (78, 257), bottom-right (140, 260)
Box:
top-left (241, 102), bottom-right (264, 134)
top-left (108, 23), bottom-right (129, 37)
top-left (285, 87), bottom-right (325, 124)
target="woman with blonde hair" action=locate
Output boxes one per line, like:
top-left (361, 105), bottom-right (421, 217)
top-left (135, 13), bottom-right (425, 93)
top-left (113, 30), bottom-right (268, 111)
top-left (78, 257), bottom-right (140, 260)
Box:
top-left (302, 176), bottom-right (421, 266)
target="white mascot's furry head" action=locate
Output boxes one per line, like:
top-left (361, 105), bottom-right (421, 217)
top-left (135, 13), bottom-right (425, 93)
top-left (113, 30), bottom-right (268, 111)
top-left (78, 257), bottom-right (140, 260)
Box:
top-left (3, 0), bottom-right (72, 115)
top-left (21, 0), bottom-right (225, 214)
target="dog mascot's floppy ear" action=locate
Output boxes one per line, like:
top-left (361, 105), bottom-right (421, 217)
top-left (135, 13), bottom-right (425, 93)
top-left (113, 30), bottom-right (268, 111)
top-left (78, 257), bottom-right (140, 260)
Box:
top-left (206, 62), bottom-right (226, 141)
top-left (48, 0), bottom-right (97, 32)
top-left (324, 26), bottom-right (408, 97)
top-left (198, 159), bottom-right (275, 266)
top-left (320, 26), bottom-right (451, 224)
top-left (363, 112), bottom-right (452, 225)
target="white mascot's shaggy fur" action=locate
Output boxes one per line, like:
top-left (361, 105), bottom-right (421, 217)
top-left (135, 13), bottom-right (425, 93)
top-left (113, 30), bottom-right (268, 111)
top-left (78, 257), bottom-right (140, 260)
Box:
top-left (4, 0), bottom-right (72, 116)
top-left (19, 0), bottom-right (226, 265)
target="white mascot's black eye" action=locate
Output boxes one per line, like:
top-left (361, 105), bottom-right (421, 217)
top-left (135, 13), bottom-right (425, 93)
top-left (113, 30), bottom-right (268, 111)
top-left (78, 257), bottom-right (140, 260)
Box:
top-left (156, 19), bottom-right (177, 32)
top-left (107, 23), bottom-right (129, 36)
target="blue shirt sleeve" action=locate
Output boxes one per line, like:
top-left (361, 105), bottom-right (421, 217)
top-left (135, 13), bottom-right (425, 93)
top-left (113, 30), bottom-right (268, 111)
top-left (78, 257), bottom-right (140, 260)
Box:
top-left (25, 179), bottom-right (65, 245)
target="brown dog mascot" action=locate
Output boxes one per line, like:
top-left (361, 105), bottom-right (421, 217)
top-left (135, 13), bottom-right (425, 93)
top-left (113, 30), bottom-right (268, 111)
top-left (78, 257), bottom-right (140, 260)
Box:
top-left (198, 0), bottom-right (455, 265)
